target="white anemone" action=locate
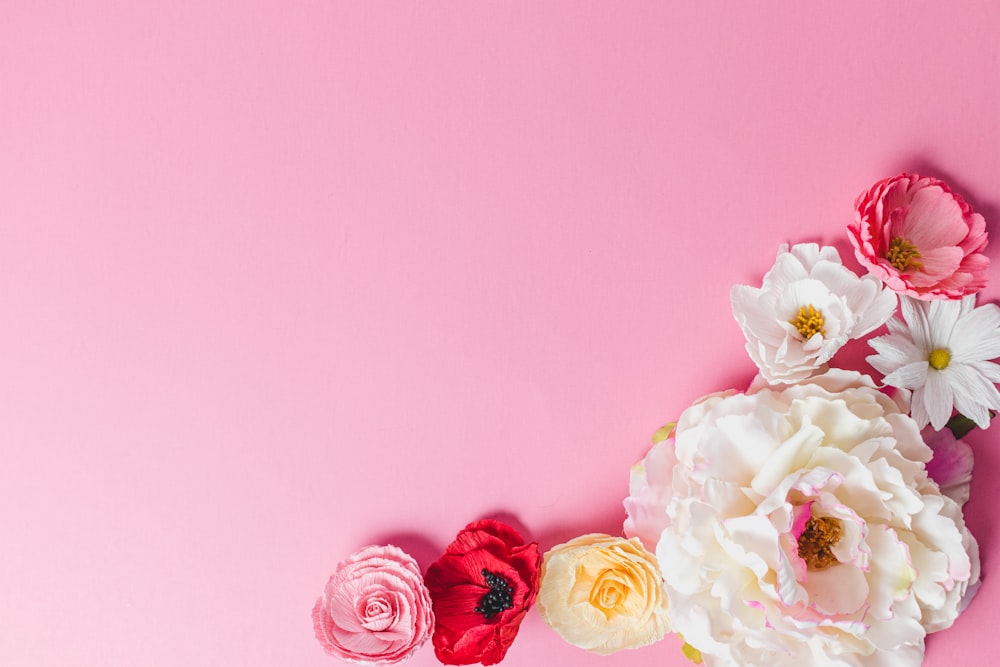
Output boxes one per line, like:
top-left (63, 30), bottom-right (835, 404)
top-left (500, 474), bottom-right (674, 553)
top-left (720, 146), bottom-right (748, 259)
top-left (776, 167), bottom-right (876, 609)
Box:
top-left (732, 243), bottom-right (897, 384)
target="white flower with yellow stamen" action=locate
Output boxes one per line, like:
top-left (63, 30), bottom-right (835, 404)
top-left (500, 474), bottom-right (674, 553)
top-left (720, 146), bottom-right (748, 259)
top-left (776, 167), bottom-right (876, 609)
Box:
top-left (624, 370), bottom-right (980, 667)
top-left (868, 295), bottom-right (1000, 430)
top-left (731, 243), bottom-right (898, 384)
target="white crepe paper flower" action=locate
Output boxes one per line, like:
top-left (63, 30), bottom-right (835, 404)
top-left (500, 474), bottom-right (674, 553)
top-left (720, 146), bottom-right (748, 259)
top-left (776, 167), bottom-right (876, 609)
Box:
top-left (624, 370), bottom-right (979, 667)
top-left (732, 243), bottom-right (898, 384)
top-left (867, 295), bottom-right (1000, 430)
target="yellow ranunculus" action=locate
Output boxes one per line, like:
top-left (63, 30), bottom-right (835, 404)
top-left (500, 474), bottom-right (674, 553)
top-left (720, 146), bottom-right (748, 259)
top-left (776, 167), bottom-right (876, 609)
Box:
top-left (537, 534), bottom-right (670, 655)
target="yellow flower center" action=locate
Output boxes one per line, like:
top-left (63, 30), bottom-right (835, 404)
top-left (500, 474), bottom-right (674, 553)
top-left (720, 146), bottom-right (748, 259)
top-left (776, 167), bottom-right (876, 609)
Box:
top-left (797, 516), bottom-right (843, 570)
top-left (789, 304), bottom-right (826, 339)
top-left (886, 237), bottom-right (923, 272)
top-left (929, 348), bottom-right (951, 370)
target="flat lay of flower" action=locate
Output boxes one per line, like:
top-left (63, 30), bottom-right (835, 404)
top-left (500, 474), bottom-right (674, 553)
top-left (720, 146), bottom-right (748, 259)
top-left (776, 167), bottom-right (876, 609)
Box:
top-left (867, 295), bottom-right (1000, 430)
top-left (315, 172), bottom-right (995, 667)
top-left (423, 520), bottom-right (541, 666)
top-left (849, 173), bottom-right (989, 299)
top-left (537, 534), bottom-right (671, 655)
top-left (313, 545), bottom-right (435, 664)
top-left (731, 243), bottom-right (897, 384)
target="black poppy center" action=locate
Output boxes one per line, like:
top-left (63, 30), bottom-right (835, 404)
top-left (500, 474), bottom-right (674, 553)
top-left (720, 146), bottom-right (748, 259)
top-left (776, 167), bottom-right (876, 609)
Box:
top-left (474, 569), bottom-right (514, 619)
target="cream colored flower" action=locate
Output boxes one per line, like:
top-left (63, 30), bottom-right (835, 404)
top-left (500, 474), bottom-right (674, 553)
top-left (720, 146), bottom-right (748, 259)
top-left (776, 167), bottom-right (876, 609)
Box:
top-left (537, 534), bottom-right (670, 655)
top-left (625, 369), bottom-right (979, 667)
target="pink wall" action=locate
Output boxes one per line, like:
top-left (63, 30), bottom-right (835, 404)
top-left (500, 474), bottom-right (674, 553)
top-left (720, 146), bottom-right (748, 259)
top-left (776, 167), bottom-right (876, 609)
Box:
top-left (3, 2), bottom-right (1000, 665)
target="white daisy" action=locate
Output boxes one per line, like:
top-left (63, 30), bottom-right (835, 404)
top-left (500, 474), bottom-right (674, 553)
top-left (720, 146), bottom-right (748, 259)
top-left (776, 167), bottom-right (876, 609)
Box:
top-left (868, 295), bottom-right (1000, 429)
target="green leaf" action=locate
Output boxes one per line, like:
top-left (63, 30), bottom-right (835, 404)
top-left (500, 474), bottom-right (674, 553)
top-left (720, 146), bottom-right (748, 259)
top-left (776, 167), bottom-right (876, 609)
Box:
top-left (945, 411), bottom-right (996, 440)
top-left (651, 422), bottom-right (676, 444)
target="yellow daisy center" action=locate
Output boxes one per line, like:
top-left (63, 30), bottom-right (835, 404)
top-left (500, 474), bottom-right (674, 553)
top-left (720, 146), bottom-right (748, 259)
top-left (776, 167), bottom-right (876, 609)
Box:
top-left (886, 237), bottom-right (923, 272)
top-left (797, 516), bottom-right (843, 570)
top-left (789, 304), bottom-right (826, 339)
top-left (929, 348), bottom-right (951, 370)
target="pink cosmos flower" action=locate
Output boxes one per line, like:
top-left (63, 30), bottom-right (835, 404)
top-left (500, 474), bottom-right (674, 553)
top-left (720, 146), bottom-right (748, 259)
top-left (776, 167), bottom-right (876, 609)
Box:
top-left (313, 545), bottom-right (434, 664)
top-left (848, 173), bottom-right (989, 299)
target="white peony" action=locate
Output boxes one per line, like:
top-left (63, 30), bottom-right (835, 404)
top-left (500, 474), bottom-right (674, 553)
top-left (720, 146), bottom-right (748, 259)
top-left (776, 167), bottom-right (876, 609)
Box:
top-left (732, 243), bottom-right (897, 384)
top-left (624, 370), bottom-right (979, 667)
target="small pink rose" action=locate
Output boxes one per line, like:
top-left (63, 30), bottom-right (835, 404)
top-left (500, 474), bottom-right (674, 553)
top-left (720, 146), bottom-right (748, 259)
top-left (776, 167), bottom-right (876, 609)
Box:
top-left (313, 545), bottom-right (434, 664)
top-left (849, 173), bottom-right (989, 299)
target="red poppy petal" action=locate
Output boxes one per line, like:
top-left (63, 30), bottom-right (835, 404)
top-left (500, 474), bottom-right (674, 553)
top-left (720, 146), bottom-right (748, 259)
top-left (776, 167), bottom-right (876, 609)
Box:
top-left (426, 521), bottom-right (539, 665)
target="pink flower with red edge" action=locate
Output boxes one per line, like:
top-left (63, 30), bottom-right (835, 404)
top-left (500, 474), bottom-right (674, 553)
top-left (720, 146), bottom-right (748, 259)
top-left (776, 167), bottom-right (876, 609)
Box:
top-left (424, 519), bottom-right (541, 665)
top-left (849, 173), bottom-right (989, 299)
top-left (313, 545), bottom-right (434, 664)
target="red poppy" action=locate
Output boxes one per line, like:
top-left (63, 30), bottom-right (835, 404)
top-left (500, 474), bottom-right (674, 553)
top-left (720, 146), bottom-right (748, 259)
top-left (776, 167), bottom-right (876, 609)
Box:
top-left (424, 519), bottom-right (541, 665)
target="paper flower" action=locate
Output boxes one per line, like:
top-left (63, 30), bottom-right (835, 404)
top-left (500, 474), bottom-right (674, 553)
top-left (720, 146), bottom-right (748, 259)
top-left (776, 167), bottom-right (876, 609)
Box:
top-left (537, 534), bottom-right (671, 655)
top-left (626, 369), bottom-right (979, 667)
top-left (849, 173), bottom-right (989, 299)
top-left (313, 545), bottom-right (435, 664)
top-left (923, 426), bottom-right (975, 507)
top-left (623, 431), bottom-right (679, 552)
top-left (867, 295), bottom-right (1000, 430)
top-left (424, 520), bottom-right (541, 665)
top-left (731, 243), bottom-right (897, 384)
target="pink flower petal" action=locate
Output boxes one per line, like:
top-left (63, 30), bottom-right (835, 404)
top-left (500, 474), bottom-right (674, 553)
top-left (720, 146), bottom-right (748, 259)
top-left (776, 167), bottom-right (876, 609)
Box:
top-left (849, 173), bottom-right (990, 299)
top-left (923, 427), bottom-right (974, 507)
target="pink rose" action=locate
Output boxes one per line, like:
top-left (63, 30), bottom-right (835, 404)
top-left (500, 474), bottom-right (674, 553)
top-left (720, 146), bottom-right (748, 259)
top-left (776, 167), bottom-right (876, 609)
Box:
top-left (313, 545), bottom-right (434, 664)
top-left (848, 173), bottom-right (989, 299)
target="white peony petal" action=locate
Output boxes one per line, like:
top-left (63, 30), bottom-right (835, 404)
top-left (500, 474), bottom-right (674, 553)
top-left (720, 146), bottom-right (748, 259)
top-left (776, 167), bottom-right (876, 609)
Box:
top-left (811, 261), bottom-right (870, 308)
top-left (788, 242), bottom-right (838, 268)
top-left (864, 525), bottom-right (917, 625)
top-left (853, 279), bottom-right (899, 337)
top-left (804, 563), bottom-right (868, 616)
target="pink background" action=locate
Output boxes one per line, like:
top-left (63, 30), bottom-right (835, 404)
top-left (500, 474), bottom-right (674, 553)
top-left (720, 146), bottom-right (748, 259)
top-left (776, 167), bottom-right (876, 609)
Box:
top-left (4, 2), bottom-right (1000, 665)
